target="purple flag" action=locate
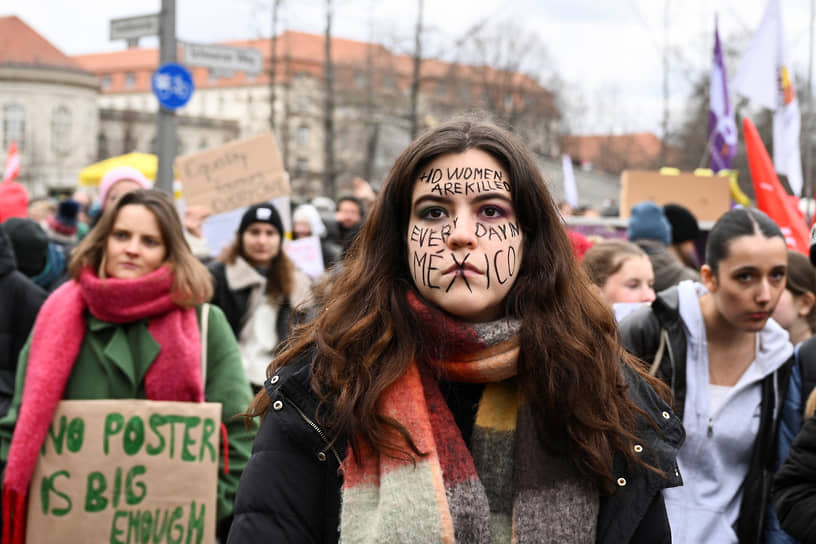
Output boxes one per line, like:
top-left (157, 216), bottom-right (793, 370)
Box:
top-left (709, 17), bottom-right (737, 172)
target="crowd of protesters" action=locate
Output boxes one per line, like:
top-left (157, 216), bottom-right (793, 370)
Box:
top-left (2, 117), bottom-right (816, 543)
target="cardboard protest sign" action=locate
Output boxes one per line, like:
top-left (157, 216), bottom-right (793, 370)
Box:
top-left (26, 400), bottom-right (221, 544)
top-left (175, 132), bottom-right (289, 214)
top-left (619, 170), bottom-right (731, 222)
top-left (284, 236), bottom-right (325, 279)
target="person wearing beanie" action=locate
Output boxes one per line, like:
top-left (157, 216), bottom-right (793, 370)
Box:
top-left (98, 166), bottom-right (153, 211)
top-left (627, 200), bottom-right (699, 292)
top-left (0, 181), bottom-right (29, 223)
top-left (208, 202), bottom-right (312, 391)
top-left (663, 203), bottom-right (701, 270)
top-left (0, 226), bottom-right (47, 419)
top-left (2, 218), bottom-right (68, 292)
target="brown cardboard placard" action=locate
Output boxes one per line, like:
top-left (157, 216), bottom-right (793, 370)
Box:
top-left (176, 132), bottom-right (289, 214)
top-left (26, 400), bottom-right (221, 544)
top-left (619, 170), bottom-right (731, 222)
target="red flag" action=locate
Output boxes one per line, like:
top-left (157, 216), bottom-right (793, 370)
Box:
top-left (743, 117), bottom-right (809, 254)
top-left (2, 141), bottom-right (19, 183)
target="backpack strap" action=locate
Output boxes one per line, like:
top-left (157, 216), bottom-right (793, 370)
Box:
top-left (649, 328), bottom-right (669, 377)
top-left (200, 302), bottom-right (210, 389)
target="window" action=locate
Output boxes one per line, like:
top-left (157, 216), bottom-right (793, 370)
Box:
top-left (100, 75), bottom-right (112, 90)
top-left (124, 72), bottom-right (136, 88)
top-left (97, 132), bottom-right (109, 161)
top-left (383, 74), bottom-right (397, 93)
top-left (51, 106), bottom-right (72, 155)
top-left (354, 71), bottom-right (366, 89)
top-left (435, 81), bottom-right (448, 99)
top-left (296, 124), bottom-right (310, 146)
top-left (294, 158), bottom-right (309, 177)
top-left (3, 103), bottom-right (25, 150)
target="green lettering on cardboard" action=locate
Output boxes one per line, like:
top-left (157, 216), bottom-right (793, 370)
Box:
top-left (123, 416), bottom-right (145, 456)
top-left (109, 510), bottom-right (127, 544)
top-left (126, 465), bottom-right (147, 505)
top-left (199, 418), bottom-right (216, 462)
top-left (104, 413), bottom-right (125, 455)
top-left (112, 466), bottom-right (122, 509)
top-left (146, 414), bottom-right (167, 456)
top-left (127, 509), bottom-right (140, 544)
top-left (85, 471), bottom-right (108, 512)
top-left (66, 417), bottom-right (84, 453)
top-left (40, 470), bottom-right (72, 516)
top-left (186, 501), bottom-right (206, 544)
top-left (46, 416), bottom-right (66, 455)
top-left (167, 506), bottom-right (184, 544)
top-left (181, 417), bottom-right (201, 462)
top-left (165, 415), bottom-right (187, 458)
top-left (152, 508), bottom-right (171, 542)
top-left (139, 509), bottom-right (152, 544)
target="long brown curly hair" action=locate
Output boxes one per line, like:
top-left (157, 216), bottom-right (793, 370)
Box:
top-left (248, 117), bottom-right (670, 493)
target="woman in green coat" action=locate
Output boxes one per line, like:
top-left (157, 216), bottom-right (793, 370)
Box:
top-left (0, 190), bottom-right (254, 543)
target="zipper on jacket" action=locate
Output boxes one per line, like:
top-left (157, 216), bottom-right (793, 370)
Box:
top-left (279, 391), bottom-right (342, 465)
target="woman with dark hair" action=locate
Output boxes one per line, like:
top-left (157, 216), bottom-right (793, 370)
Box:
top-left (0, 189), bottom-right (254, 542)
top-left (620, 207), bottom-right (795, 543)
top-left (208, 203), bottom-right (312, 391)
top-left (227, 119), bottom-right (683, 543)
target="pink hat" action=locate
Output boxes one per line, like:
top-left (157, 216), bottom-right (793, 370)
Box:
top-left (98, 166), bottom-right (152, 208)
top-left (0, 181), bottom-right (30, 222)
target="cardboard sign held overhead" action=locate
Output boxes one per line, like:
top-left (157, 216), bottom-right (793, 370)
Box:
top-left (619, 170), bottom-right (731, 222)
top-left (176, 132), bottom-right (289, 214)
top-left (26, 400), bottom-right (221, 544)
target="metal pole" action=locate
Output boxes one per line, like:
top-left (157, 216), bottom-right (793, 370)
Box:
top-left (155, 0), bottom-right (177, 194)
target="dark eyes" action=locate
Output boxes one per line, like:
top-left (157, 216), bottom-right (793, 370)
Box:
top-left (419, 206), bottom-right (447, 220)
top-left (481, 205), bottom-right (505, 218)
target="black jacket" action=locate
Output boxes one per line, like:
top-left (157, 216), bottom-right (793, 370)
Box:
top-left (774, 412), bottom-right (816, 542)
top-left (207, 260), bottom-right (293, 342)
top-left (620, 286), bottom-right (794, 544)
top-left (0, 229), bottom-right (47, 418)
top-left (227, 350), bottom-right (684, 543)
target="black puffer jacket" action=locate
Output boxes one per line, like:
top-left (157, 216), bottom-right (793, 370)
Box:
top-left (207, 260), bottom-right (293, 342)
top-left (620, 286), bottom-right (795, 544)
top-left (0, 229), bottom-right (47, 418)
top-left (774, 413), bottom-right (816, 542)
top-left (227, 350), bottom-right (684, 543)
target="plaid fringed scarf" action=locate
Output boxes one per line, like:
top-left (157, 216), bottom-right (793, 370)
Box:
top-left (339, 292), bottom-right (599, 543)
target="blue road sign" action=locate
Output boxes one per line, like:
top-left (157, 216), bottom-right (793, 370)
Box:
top-left (151, 63), bottom-right (194, 110)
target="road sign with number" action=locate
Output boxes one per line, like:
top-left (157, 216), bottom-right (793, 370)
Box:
top-left (152, 63), bottom-right (194, 110)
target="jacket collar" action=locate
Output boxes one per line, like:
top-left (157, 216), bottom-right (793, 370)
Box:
top-left (226, 256), bottom-right (266, 291)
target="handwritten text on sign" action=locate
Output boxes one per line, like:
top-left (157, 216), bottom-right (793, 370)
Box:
top-left (26, 400), bottom-right (221, 544)
top-left (176, 132), bottom-right (290, 214)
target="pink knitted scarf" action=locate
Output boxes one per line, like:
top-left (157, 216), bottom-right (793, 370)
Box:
top-left (1, 265), bottom-right (204, 544)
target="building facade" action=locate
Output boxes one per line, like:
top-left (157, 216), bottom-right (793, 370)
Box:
top-left (0, 16), bottom-right (99, 196)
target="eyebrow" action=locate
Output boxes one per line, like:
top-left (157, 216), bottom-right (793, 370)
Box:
top-left (412, 192), bottom-right (513, 208)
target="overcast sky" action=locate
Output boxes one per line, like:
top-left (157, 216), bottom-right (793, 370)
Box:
top-left (5, 0), bottom-right (816, 135)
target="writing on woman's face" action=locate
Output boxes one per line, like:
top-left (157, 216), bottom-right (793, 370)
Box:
top-left (406, 148), bottom-right (523, 322)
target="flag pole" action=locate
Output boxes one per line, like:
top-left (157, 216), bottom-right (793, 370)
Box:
top-left (806, 0), bottom-right (815, 223)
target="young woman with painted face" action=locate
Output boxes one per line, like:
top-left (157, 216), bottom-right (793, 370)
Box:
top-left (620, 208), bottom-right (795, 544)
top-left (227, 119), bottom-right (683, 544)
top-left (208, 203), bottom-right (312, 392)
top-left (0, 190), bottom-right (255, 542)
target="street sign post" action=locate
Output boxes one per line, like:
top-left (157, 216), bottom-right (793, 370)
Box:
top-left (109, 13), bottom-right (160, 41)
top-left (152, 63), bottom-right (194, 110)
top-left (181, 42), bottom-right (263, 75)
